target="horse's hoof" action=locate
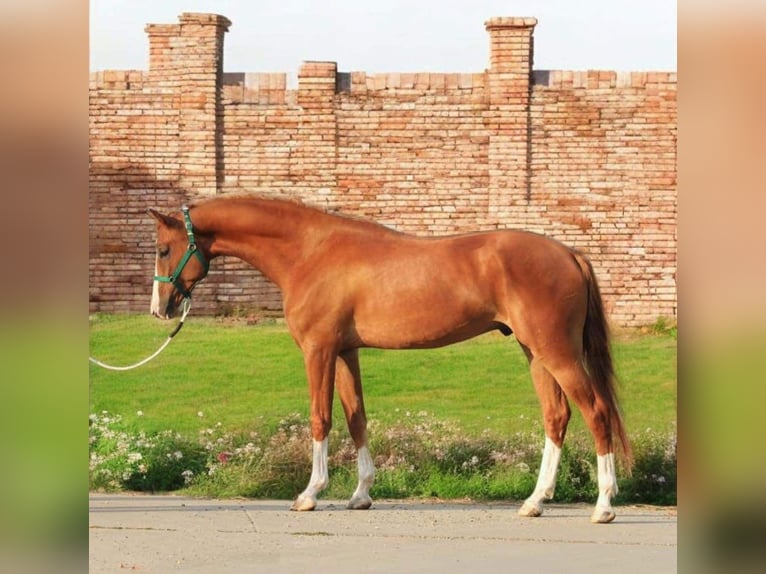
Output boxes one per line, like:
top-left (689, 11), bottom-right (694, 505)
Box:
top-left (347, 496), bottom-right (372, 510)
top-left (517, 500), bottom-right (543, 517)
top-left (590, 508), bottom-right (616, 524)
top-left (290, 496), bottom-right (317, 512)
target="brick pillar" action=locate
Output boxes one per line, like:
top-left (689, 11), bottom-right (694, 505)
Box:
top-left (484, 17), bottom-right (537, 220)
top-left (145, 13), bottom-right (231, 196)
top-left (294, 61), bottom-right (338, 200)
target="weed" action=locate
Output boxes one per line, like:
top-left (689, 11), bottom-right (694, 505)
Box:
top-left (616, 426), bottom-right (677, 505)
top-left (647, 316), bottom-right (677, 339)
top-left (89, 411), bottom-right (676, 505)
top-left (89, 412), bottom-right (207, 492)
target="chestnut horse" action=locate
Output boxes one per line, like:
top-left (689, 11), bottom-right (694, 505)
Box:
top-left (149, 195), bottom-right (631, 523)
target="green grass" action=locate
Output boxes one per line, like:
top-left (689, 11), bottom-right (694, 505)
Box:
top-left (89, 315), bottom-right (676, 439)
top-left (89, 314), bottom-right (676, 504)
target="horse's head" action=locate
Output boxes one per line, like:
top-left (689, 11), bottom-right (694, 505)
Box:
top-left (148, 207), bottom-right (209, 319)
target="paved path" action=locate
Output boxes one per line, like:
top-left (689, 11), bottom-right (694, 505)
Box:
top-left (89, 494), bottom-right (677, 573)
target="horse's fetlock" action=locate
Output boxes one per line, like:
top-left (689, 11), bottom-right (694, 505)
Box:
top-left (310, 421), bottom-right (332, 440)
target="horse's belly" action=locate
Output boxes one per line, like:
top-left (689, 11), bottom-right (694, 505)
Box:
top-left (341, 246), bottom-right (501, 349)
top-left (353, 297), bottom-right (498, 350)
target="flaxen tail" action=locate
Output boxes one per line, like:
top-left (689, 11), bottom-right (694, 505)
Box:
top-left (571, 250), bottom-right (633, 470)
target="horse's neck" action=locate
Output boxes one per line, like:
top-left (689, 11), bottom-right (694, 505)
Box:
top-left (195, 199), bottom-right (312, 288)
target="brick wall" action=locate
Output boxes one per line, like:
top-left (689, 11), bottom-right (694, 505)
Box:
top-left (89, 13), bottom-right (677, 326)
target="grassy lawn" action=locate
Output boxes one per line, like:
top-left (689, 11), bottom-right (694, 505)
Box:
top-left (89, 315), bottom-right (676, 440)
top-left (89, 314), bottom-right (676, 503)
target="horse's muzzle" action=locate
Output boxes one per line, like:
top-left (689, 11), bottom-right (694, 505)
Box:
top-left (151, 300), bottom-right (179, 320)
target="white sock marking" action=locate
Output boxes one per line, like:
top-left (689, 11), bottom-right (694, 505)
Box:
top-left (531, 436), bottom-right (562, 502)
top-left (301, 438), bottom-right (329, 500)
top-left (596, 452), bottom-right (618, 510)
top-left (351, 445), bottom-right (375, 502)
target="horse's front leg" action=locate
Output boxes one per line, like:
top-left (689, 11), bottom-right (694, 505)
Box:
top-left (291, 344), bottom-right (336, 511)
top-left (336, 349), bottom-right (375, 509)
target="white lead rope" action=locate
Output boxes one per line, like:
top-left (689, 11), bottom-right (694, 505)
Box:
top-left (89, 299), bottom-right (192, 371)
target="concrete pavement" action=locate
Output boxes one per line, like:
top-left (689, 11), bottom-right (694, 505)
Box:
top-left (89, 493), bottom-right (677, 573)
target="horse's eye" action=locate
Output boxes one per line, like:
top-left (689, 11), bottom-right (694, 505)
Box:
top-left (158, 246), bottom-right (170, 258)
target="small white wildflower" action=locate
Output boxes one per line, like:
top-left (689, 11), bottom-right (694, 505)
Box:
top-left (136, 410), bottom-right (143, 417)
top-left (197, 411), bottom-right (204, 417)
top-left (173, 450), bottom-right (183, 460)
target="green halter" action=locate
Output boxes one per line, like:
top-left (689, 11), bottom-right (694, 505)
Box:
top-left (153, 205), bottom-right (209, 299)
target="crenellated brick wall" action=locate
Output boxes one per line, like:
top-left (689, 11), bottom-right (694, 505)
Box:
top-left (89, 13), bottom-right (676, 326)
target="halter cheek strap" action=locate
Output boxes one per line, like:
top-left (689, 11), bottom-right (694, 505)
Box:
top-left (153, 205), bottom-right (209, 298)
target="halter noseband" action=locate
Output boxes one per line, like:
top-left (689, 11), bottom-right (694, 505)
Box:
top-left (153, 205), bottom-right (209, 299)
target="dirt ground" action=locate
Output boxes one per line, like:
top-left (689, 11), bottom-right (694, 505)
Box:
top-left (89, 493), bottom-right (677, 573)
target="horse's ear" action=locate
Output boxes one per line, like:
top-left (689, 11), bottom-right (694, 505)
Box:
top-left (148, 208), bottom-right (175, 228)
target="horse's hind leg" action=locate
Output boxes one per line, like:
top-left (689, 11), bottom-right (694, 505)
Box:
top-left (545, 359), bottom-right (619, 523)
top-left (336, 349), bottom-right (375, 510)
top-left (518, 347), bottom-right (571, 518)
